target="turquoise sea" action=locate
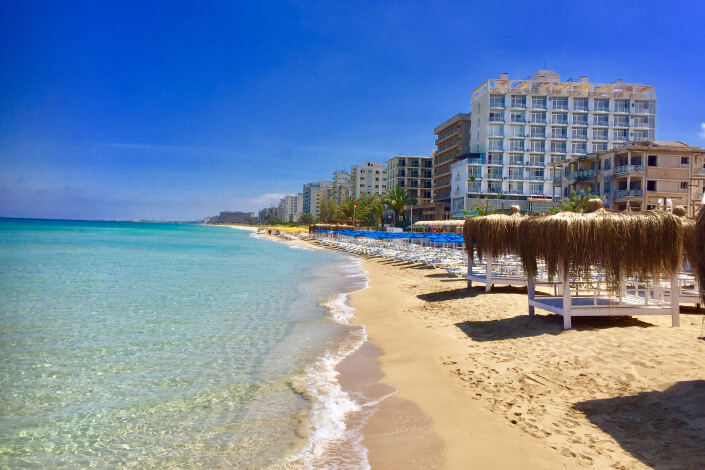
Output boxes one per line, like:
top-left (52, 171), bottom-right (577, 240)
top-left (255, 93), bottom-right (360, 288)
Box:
top-left (0, 219), bottom-right (370, 468)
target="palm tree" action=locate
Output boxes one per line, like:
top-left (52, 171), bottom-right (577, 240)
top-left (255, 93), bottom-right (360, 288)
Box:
top-left (338, 199), bottom-right (356, 222)
top-left (366, 194), bottom-right (387, 229)
top-left (385, 186), bottom-right (418, 224)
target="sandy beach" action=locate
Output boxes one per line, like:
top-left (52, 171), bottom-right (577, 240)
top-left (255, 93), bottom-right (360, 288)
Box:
top-left (348, 254), bottom-right (705, 469)
top-left (258, 231), bottom-right (705, 469)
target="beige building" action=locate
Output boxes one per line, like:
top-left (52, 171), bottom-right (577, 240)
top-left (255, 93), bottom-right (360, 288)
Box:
top-left (553, 141), bottom-right (704, 216)
top-left (278, 193), bottom-right (303, 223)
top-left (302, 181), bottom-right (333, 218)
top-left (385, 155), bottom-right (433, 204)
top-left (350, 162), bottom-right (388, 199)
top-left (433, 113), bottom-right (472, 205)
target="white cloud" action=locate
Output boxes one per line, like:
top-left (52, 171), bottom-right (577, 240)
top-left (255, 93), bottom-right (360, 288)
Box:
top-left (700, 123), bottom-right (705, 139)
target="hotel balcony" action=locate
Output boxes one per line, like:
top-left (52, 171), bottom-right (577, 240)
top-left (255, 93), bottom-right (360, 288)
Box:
top-left (632, 104), bottom-right (654, 114)
top-left (526, 160), bottom-right (546, 167)
top-left (553, 174), bottom-right (563, 183)
top-left (693, 168), bottom-right (705, 178)
top-left (568, 169), bottom-right (595, 182)
top-left (614, 164), bottom-right (644, 174)
top-left (614, 189), bottom-right (643, 198)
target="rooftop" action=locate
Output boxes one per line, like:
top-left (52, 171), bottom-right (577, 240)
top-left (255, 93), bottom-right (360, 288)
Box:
top-left (433, 112), bottom-right (471, 135)
top-left (472, 70), bottom-right (655, 101)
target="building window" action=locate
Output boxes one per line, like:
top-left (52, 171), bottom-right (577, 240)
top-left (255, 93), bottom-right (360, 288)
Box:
top-left (647, 180), bottom-right (657, 191)
top-left (603, 158), bottom-right (612, 170)
top-left (510, 111), bottom-right (525, 123)
top-left (489, 111), bottom-right (503, 122)
top-left (614, 100), bottom-right (630, 113)
top-left (532, 96), bottom-right (547, 109)
top-left (681, 156), bottom-right (689, 165)
top-left (489, 124), bottom-right (504, 137)
top-left (592, 129), bottom-right (608, 140)
top-left (510, 96), bottom-right (526, 108)
top-left (573, 97), bottom-right (588, 111)
top-left (593, 99), bottom-right (609, 112)
top-left (509, 125), bottom-right (525, 137)
top-left (530, 112), bottom-right (546, 123)
top-left (490, 95), bottom-right (504, 108)
top-left (648, 155), bottom-right (658, 166)
top-left (552, 97), bottom-right (568, 110)
top-left (680, 181), bottom-right (688, 190)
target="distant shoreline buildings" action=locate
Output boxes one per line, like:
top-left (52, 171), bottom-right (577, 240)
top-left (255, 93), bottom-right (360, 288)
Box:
top-left (205, 69), bottom-right (705, 224)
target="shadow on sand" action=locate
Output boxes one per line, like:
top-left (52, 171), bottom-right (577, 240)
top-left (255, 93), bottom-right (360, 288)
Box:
top-left (454, 314), bottom-right (654, 342)
top-left (574, 380), bottom-right (705, 470)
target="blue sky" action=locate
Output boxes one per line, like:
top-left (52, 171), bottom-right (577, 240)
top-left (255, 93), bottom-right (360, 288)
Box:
top-left (1, 0), bottom-right (704, 220)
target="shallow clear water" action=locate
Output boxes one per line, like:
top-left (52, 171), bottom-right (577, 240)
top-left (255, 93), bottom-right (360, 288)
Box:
top-left (0, 220), bottom-right (367, 468)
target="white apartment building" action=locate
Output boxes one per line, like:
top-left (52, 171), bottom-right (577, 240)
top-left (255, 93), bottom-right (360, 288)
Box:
top-left (451, 70), bottom-right (656, 216)
top-left (332, 170), bottom-right (352, 202)
top-left (350, 162), bottom-right (388, 199)
top-left (278, 193), bottom-right (303, 223)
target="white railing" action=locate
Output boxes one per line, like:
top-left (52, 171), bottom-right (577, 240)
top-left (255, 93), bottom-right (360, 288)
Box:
top-left (615, 165), bottom-right (644, 173)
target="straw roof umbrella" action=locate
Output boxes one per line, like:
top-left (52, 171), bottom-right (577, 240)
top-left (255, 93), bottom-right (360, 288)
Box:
top-left (462, 212), bottom-right (524, 261)
top-left (693, 207), bottom-right (705, 302)
top-left (517, 209), bottom-right (684, 293)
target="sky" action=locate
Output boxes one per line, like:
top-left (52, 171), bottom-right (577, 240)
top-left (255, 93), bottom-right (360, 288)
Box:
top-left (1, 0), bottom-right (704, 221)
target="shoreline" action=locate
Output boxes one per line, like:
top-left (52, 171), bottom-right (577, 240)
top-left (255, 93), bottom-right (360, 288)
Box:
top-left (221, 224), bottom-right (259, 232)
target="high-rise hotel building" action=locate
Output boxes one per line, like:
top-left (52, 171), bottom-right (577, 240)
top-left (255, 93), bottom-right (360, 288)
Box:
top-left (450, 70), bottom-right (656, 216)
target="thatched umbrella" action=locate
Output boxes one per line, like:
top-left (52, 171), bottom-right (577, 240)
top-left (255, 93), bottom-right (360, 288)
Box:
top-left (462, 211), bottom-right (525, 290)
top-left (462, 212), bottom-right (524, 261)
top-left (517, 209), bottom-right (684, 293)
top-left (693, 207), bottom-right (705, 302)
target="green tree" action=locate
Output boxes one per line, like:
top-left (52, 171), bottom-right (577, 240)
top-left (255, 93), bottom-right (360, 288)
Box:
top-left (366, 194), bottom-right (387, 229)
top-left (298, 213), bottom-right (315, 225)
top-left (264, 214), bottom-right (282, 225)
top-left (385, 186), bottom-right (418, 224)
top-left (318, 198), bottom-right (338, 222)
top-left (338, 199), bottom-right (356, 222)
top-left (550, 189), bottom-right (598, 214)
top-left (247, 216), bottom-right (259, 225)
